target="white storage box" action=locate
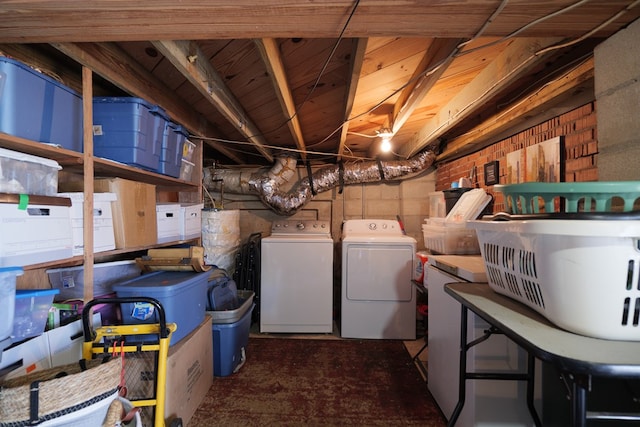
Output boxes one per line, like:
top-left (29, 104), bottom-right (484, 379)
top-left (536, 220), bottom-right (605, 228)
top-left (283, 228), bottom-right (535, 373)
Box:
top-left (0, 333), bottom-right (51, 380)
top-left (422, 218), bottom-right (480, 255)
top-left (156, 202), bottom-right (181, 243)
top-left (469, 217), bottom-right (640, 341)
top-left (57, 192), bottom-right (117, 256)
top-left (47, 260), bottom-right (141, 301)
top-left (0, 147), bottom-right (61, 196)
top-left (0, 195), bottom-right (73, 267)
top-left (180, 203), bottom-right (203, 239)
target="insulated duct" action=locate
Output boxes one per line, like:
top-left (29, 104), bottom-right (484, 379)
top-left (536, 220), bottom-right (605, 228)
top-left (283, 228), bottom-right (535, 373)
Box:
top-left (203, 149), bottom-right (436, 216)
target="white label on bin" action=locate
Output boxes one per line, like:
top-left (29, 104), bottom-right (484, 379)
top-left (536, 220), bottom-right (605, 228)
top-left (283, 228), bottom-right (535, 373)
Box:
top-left (131, 302), bottom-right (154, 321)
top-left (92, 125), bottom-right (103, 136)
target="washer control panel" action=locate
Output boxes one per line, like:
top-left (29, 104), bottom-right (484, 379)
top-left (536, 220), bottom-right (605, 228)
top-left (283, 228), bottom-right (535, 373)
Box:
top-left (342, 219), bottom-right (403, 237)
top-left (271, 220), bottom-right (331, 235)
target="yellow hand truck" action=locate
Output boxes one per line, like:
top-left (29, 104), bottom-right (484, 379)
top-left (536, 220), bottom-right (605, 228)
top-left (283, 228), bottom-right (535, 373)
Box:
top-left (82, 296), bottom-right (183, 427)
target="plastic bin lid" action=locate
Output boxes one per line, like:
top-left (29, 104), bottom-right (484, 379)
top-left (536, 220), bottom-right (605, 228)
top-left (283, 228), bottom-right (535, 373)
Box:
top-left (15, 288), bottom-right (59, 298)
top-left (0, 266), bottom-right (23, 275)
top-left (0, 147), bottom-right (62, 169)
top-left (93, 97), bottom-right (161, 113)
top-left (113, 270), bottom-right (209, 296)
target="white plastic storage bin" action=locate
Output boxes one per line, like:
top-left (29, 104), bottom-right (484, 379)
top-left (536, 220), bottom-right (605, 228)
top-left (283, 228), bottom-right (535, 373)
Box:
top-left (422, 218), bottom-right (480, 255)
top-left (156, 203), bottom-right (181, 243)
top-left (0, 266), bottom-right (22, 343)
top-left (0, 195), bottom-right (73, 267)
top-left (469, 217), bottom-right (640, 341)
top-left (57, 192), bottom-right (117, 256)
top-left (0, 147), bottom-right (61, 196)
top-left (179, 203), bottom-right (203, 240)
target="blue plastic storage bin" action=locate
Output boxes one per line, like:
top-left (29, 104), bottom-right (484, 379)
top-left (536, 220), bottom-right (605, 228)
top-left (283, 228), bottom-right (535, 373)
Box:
top-left (0, 57), bottom-right (83, 151)
top-left (158, 122), bottom-right (188, 178)
top-left (92, 97), bottom-right (165, 171)
top-left (12, 288), bottom-right (59, 342)
top-left (212, 303), bottom-right (254, 377)
top-left (113, 270), bottom-right (209, 345)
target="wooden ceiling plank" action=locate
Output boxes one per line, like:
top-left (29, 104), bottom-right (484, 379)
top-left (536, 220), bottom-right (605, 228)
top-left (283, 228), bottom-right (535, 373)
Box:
top-left (51, 42), bottom-right (244, 164)
top-left (400, 36), bottom-right (563, 158)
top-left (152, 40), bottom-right (273, 163)
top-left (391, 38), bottom-right (464, 135)
top-left (254, 38), bottom-right (307, 160)
top-left (438, 57), bottom-right (595, 161)
top-left (338, 38), bottom-right (368, 160)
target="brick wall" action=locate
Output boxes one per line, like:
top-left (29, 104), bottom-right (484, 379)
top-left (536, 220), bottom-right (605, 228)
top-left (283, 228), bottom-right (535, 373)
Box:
top-left (435, 102), bottom-right (598, 212)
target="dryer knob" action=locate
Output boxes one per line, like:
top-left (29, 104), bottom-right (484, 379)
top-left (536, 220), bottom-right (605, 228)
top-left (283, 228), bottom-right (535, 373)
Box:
top-left (297, 222), bottom-right (305, 230)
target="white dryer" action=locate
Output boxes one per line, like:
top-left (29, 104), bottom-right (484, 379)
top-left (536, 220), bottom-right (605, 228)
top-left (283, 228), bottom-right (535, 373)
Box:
top-left (260, 219), bottom-right (334, 333)
top-left (341, 219), bottom-right (416, 339)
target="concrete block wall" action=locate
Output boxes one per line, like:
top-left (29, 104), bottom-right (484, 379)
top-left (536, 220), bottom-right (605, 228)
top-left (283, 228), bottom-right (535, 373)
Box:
top-left (594, 17), bottom-right (640, 181)
top-left (434, 102), bottom-right (598, 212)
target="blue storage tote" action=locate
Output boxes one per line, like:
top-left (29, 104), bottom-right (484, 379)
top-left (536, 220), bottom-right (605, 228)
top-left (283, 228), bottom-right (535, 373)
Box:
top-left (212, 303), bottom-right (254, 377)
top-left (158, 122), bottom-right (188, 178)
top-left (112, 270), bottom-right (209, 346)
top-left (0, 57), bottom-right (83, 151)
top-left (92, 97), bottom-right (165, 171)
top-left (12, 288), bottom-right (59, 342)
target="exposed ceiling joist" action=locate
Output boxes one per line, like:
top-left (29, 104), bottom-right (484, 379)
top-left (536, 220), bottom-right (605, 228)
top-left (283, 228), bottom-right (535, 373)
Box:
top-left (50, 41), bottom-right (244, 163)
top-left (152, 40), bottom-right (274, 163)
top-left (400, 36), bottom-right (564, 158)
top-left (254, 38), bottom-right (307, 160)
top-left (338, 38), bottom-right (367, 161)
top-left (439, 56), bottom-right (595, 161)
top-left (391, 38), bottom-right (464, 135)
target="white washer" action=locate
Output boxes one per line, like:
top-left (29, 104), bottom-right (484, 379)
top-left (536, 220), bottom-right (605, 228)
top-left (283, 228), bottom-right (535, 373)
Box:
top-left (260, 219), bottom-right (334, 333)
top-left (341, 219), bottom-right (417, 339)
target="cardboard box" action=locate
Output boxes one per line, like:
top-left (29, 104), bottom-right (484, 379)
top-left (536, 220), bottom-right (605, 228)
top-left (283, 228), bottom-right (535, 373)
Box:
top-left (93, 178), bottom-right (157, 249)
top-left (156, 202), bottom-right (181, 243)
top-left (58, 192), bottom-right (117, 255)
top-left (179, 203), bottom-right (203, 240)
top-left (164, 315), bottom-right (213, 426)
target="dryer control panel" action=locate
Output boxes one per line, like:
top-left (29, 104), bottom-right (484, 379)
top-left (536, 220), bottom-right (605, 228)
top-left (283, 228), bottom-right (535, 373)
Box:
top-left (342, 219), bottom-right (403, 237)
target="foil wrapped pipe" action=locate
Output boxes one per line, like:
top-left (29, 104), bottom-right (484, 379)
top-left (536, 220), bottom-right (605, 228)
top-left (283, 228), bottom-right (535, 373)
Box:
top-left (203, 149), bottom-right (437, 216)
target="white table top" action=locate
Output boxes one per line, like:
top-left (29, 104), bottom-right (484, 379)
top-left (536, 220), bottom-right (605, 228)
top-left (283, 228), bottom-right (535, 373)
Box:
top-left (445, 283), bottom-right (640, 378)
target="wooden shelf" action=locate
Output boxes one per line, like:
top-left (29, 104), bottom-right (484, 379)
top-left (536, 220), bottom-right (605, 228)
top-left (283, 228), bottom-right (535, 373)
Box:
top-left (0, 132), bottom-right (199, 191)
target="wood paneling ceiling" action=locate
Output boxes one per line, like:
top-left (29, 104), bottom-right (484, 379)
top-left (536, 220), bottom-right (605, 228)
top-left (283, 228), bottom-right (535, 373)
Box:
top-left (0, 1), bottom-right (638, 167)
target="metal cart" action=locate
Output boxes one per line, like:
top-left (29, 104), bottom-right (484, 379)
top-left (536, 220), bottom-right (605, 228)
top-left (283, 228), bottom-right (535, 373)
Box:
top-left (82, 297), bottom-right (182, 427)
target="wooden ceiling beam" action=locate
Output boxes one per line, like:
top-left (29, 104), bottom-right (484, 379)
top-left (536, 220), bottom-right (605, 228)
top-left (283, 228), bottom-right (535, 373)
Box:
top-left (254, 38), bottom-right (306, 161)
top-left (391, 38), bottom-right (464, 135)
top-left (152, 40), bottom-right (273, 163)
top-left (438, 56), bottom-right (595, 161)
top-left (50, 42), bottom-right (244, 164)
top-left (0, 1), bottom-right (637, 42)
top-left (400, 37), bottom-right (563, 158)
top-left (338, 38), bottom-right (368, 161)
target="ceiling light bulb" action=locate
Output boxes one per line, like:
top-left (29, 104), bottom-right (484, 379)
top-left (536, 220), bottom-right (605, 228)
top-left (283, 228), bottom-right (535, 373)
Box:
top-left (380, 138), bottom-right (392, 153)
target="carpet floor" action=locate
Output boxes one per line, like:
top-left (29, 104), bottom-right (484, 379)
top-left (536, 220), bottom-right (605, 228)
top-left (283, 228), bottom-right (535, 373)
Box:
top-left (190, 337), bottom-right (446, 426)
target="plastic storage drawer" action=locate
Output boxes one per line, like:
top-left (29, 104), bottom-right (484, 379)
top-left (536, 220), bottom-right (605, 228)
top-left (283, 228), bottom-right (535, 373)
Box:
top-left (92, 97), bottom-right (165, 171)
top-left (113, 270), bottom-right (209, 345)
top-left (212, 303), bottom-right (254, 377)
top-left (0, 267), bottom-right (22, 344)
top-left (0, 57), bottom-right (83, 151)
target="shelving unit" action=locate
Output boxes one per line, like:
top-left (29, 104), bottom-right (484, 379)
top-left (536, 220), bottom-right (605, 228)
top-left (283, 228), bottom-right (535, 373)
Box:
top-left (3, 67), bottom-right (203, 300)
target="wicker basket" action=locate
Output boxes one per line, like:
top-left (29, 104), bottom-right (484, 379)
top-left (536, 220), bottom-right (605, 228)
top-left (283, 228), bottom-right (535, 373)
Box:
top-left (0, 358), bottom-right (120, 426)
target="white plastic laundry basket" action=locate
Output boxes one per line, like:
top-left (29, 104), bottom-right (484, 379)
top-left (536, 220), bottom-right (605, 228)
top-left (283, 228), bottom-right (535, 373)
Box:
top-left (469, 218), bottom-right (640, 341)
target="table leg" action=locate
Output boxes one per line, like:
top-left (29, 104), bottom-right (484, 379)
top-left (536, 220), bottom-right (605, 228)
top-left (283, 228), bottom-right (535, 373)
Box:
top-left (526, 353), bottom-right (542, 427)
top-left (571, 379), bottom-right (587, 427)
top-left (448, 305), bottom-right (468, 427)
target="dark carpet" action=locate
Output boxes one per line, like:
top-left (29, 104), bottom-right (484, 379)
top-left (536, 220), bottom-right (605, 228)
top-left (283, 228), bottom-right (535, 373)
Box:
top-left (190, 338), bottom-right (446, 426)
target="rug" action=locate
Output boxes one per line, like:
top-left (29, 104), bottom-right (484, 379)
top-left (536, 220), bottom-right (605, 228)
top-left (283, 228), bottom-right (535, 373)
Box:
top-left (190, 338), bottom-right (446, 426)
